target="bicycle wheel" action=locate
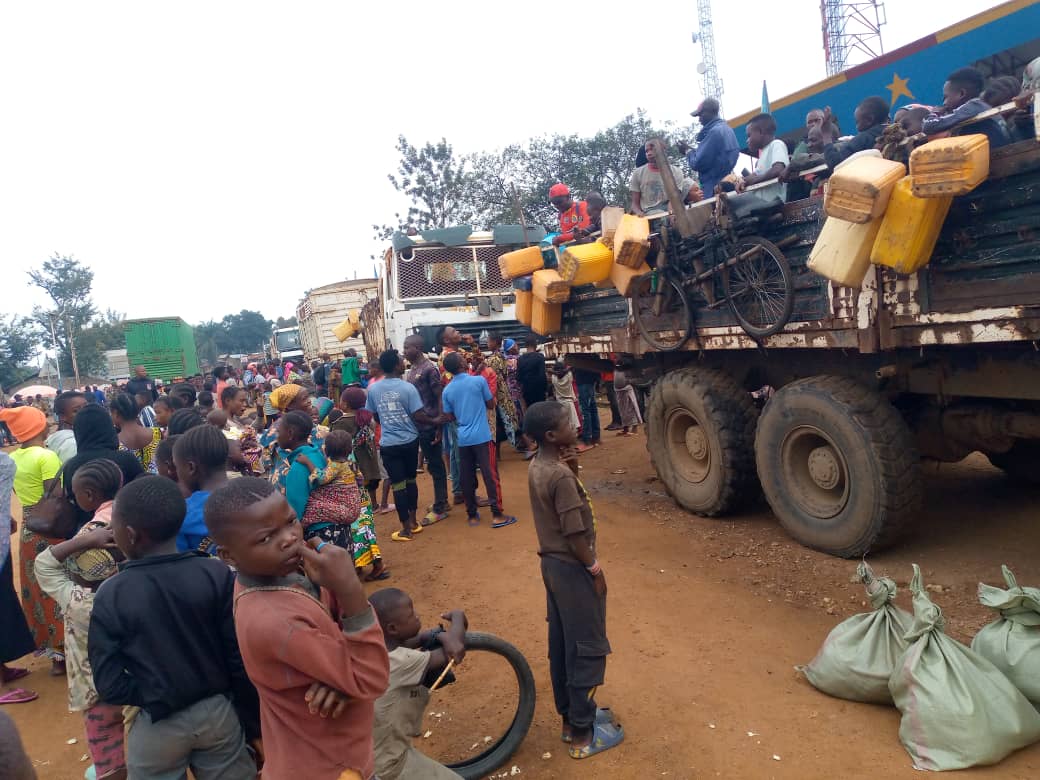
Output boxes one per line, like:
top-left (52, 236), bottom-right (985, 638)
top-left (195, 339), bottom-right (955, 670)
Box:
top-left (632, 272), bottom-right (692, 352)
top-left (424, 632), bottom-right (536, 780)
top-left (721, 236), bottom-right (794, 339)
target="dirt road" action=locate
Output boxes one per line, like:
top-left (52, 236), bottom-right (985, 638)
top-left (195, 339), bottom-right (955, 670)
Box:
top-left (5, 435), bottom-right (1039, 779)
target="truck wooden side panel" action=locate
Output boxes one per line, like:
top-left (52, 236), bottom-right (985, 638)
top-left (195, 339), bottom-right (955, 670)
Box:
top-left (296, 279), bottom-right (378, 361)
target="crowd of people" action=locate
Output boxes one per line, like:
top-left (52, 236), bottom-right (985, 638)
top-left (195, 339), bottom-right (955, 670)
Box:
top-left (0, 330), bottom-right (630, 778)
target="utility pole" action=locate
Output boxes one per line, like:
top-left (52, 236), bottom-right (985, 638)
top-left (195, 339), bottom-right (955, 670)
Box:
top-left (47, 312), bottom-right (64, 390)
top-left (63, 309), bottom-right (81, 389)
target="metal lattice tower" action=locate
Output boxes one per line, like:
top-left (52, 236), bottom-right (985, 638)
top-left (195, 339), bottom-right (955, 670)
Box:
top-left (821, 1), bottom-right (886, 76)
top-left (695, 0), bottom-right (724, 115)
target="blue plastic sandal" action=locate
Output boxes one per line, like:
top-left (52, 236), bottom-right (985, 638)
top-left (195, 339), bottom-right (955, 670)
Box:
top-left (568, 720), bottom-right (625, 759)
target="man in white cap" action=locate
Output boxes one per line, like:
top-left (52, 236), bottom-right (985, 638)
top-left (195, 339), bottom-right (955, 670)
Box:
top-left (677, 98), bottom-right (739, 198)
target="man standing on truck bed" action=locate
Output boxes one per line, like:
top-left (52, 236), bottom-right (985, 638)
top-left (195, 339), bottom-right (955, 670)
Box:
top-left (125, 365), bottom-right (157, 402)
top-left (677, 98), bottom-right (740, 198)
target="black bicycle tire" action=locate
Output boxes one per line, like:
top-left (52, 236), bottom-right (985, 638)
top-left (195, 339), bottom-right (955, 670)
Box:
top-left (442, 632), bottom-right (537, 779)
top-left (721, 236), bottom-right (794, 339)
top-left (632, 274), bottom-right (692, 352)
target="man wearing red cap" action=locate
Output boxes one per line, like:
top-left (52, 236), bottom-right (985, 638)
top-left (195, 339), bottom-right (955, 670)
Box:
top-left (548, 184), bottom-right (591, 246)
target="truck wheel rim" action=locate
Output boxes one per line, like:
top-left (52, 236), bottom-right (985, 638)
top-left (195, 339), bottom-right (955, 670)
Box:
top-left (667, 409), bottom-right (710, 483)
top-left (780, 426), bottom-right (849, 519)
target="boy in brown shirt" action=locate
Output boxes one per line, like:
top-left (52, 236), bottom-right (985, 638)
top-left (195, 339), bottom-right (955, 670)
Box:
top-left (524, 400), bottom-right (624, 760)
top-left (205, 477), bottom-right (390, 780)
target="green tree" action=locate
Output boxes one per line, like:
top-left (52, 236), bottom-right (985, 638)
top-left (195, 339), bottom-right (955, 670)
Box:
top-left (375, 136), bottom-right (476, 241)
top-left (78, 309), bottom-right (126, 374)
top-left (220, 310), bottom-right (273, 354)
top-left (275, 315), bottom-right (298, 328)
top-left (28, 254), bottom-right (99, 378)
top-left (0, 315), bottom-right (37, 390)
top-left (194, 320), bottom-right (228, 366)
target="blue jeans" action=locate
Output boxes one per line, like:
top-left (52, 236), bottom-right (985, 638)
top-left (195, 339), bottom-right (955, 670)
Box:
top-left (578, 384), bottom-right (600, 444)
top-left (444, 422), bottom-right (461, 496)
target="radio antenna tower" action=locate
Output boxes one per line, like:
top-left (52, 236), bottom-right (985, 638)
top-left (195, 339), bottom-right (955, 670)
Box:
top-left (693, 0), bottom-right (724, 115)
top-left (821, 0), bottom-right (886, 76)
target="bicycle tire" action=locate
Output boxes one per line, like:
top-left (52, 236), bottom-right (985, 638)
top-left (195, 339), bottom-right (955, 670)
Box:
top-left (721, 236), bottom-right (794, 339)
top-left (443, 632), bottom-right (537, 779)
top-left (632, 273), bottom-right (692, 352)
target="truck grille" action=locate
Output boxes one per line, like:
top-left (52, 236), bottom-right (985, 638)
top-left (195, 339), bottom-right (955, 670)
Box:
top-left (396, 245), bottom-right (514, 301)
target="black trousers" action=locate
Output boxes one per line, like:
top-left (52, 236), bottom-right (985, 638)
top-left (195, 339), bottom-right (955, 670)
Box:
top-left (418, 427), bottom-right (449, 513)
top-left (540, 556), bottom-right (610, 730)
top-left (458, 441), bottom-right (501, 517)
top-left (380, 439), bottom-right (419, 527)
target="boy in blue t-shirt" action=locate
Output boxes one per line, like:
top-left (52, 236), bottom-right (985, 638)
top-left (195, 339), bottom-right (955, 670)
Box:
top-left (440, 352), bottom-right (517, 529)
top-left (172, 425), bottom-right (229, 552)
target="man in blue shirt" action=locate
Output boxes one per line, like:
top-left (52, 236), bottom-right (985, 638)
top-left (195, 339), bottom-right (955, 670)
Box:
top-left (366, 349), bottom-right (443, 540)
top-left (677, 98), bottom-right (740, 198)
top-left (441, 352), bottom-right (517, 529)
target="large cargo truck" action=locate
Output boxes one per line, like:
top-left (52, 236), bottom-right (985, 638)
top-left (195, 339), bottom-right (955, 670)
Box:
top-left (123, 317), bottom-right (201, 382)
top-left (296, 279), bottom-right (378, 362)
top-left (548, 8), bottom-right (1040, 559)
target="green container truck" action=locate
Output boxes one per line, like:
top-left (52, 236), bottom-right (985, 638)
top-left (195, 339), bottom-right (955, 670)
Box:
top-left (123, 317), bottom-right (200, 382)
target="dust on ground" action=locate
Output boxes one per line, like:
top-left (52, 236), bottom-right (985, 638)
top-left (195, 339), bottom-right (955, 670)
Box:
top-left (5, 432), bottom-right (1039, 779)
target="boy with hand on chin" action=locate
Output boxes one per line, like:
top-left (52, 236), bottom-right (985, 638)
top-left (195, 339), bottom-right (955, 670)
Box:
top-left (369, 588), bottom-right (467, 779)
top-left (205, 477), bottom-right (390, 780)
top-left (523, 401), bottom-right (623, 760)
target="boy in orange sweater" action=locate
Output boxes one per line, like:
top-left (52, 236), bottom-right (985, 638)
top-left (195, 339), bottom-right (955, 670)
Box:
top-left (205, 477), bottom-right (389, 779)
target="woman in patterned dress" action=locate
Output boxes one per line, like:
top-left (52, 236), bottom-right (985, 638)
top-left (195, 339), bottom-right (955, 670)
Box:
top-left (110, 393), bottom-right (162, 474)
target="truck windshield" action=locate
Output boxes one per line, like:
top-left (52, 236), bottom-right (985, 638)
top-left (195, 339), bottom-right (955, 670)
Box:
top-left (276, 330), bottom-right (300, 351)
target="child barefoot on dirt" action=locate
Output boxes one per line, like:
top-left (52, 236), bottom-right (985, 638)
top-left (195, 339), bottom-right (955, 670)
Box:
top-left (369, 588), bottom-right (466, 779)
top-left (205, 478), bottom-right (390, 780)
top-left (523, 401), bottom-right (624, 759)
top-left (296, 430), bottom-right (389, 581)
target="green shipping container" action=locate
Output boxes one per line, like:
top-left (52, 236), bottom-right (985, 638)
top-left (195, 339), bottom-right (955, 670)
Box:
top-left (123, 317), bottom-right (200, 382)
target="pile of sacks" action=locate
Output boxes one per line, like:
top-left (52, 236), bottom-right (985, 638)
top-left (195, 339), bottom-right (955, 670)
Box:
top-left (800, 562), bottom-right (1040, 771)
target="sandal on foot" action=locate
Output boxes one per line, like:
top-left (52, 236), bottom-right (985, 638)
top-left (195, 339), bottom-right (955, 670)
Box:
top-left (561, 709), bottom-right (618, 743)
top-left (365, 569), bottom-right (392, 581)
top-left (491, 515), bottom-right (518, 529)
top-left (409, 523), bottom-right (424, 535)
top-left (467, 515), bottom-right (481, 527)
top-left (568, 721), bottom-right (624, 759)
top-left (390, 531), bottom-right (414, 542)
top-left (0, 688), bottom-right (38, 704)
top-left (421, 510), bottom-right (449, 527)
top-left (1, 668), bottom-right (29, 684)
top-left (377, 504), bottom-right (397, 515)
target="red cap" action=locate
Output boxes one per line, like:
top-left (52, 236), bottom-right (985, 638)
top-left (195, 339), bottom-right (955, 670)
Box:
top-left (548, 183), bottom-right (570, 199)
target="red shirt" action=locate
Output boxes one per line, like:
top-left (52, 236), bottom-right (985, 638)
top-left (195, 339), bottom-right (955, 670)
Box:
top-left (233, 580), bottom-right (389, 780)
top-left (557, 201), bottom-right (591, 244)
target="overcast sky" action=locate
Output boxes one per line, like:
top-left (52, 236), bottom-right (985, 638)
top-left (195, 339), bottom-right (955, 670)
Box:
top-left (1, 0), bottom-right (995, 327)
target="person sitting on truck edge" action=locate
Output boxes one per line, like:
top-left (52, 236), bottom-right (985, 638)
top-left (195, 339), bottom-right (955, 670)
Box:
top-left (922, 66), bottom-right (1011, 149)
top-left (792, 109), bottom-right (826, 156)
top-left (677, 97), bottom-right (740, 198)
top-left (548, 183), bottom-right (591, 246)
top-left (821, 96), bottom-right (889, 169)
top-left (370, 587), bottom-right (467, 780)
top-left (628, 139), bottom-right (702, 216)
top-left (738, 113), bottom-right (789, 203)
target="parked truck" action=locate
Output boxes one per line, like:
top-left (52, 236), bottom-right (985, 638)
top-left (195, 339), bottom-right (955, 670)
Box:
top-left (296, 279), bottom-right (379, 362)
top-left (548, 7), bottom-right (1040, 558)
top-left (269, 326), bottom-right (304, 364)
top-left (123, 317), bottom-right (200, 382)
top-left (378, 225), bottom-right (541, 352)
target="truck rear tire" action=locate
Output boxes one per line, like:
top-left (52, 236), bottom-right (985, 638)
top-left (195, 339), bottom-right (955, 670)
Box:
top-left (754, 376), bottom-right (921, 557)
top-left (987, 441), bottom-right (1040, 485)
top-left (647, 368), bottom-right (759, 516)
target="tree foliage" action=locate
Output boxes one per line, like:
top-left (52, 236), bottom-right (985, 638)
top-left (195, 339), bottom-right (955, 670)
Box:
top-left (27, 254), bottom-right (109, 376)
top-left (275, 315), bottom-right (298, 328)
top-left (194, 310), bottom-right (273, 364)
top-left (0, 315), bottom-right (37, 390)
top-left (376, 111), bottom-right (698, 241)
